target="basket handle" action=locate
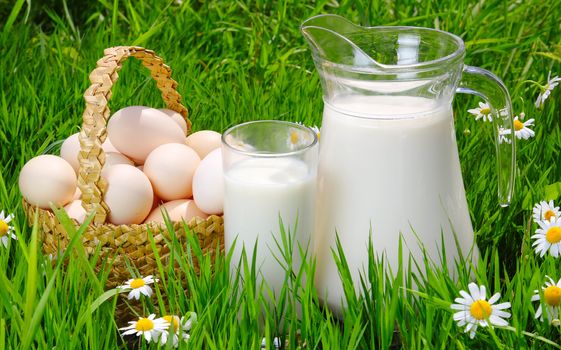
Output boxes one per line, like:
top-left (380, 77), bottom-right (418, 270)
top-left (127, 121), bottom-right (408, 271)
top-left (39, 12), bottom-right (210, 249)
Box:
top-left (78, 46), bottom-right (190, 225)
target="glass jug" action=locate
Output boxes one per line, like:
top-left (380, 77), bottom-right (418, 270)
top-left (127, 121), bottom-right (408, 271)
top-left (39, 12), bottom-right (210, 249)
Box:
top-left (301, 14), bottom-right (515, 315)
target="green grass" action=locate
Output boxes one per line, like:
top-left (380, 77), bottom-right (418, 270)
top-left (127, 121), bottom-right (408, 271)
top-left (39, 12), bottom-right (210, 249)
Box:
top-left (1, 0), bottom-right (561, 348)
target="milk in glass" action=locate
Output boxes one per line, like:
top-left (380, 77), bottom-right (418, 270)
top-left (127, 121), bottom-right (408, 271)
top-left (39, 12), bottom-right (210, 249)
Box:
top-left (315, 95), bottom-right (477, 313)
top-left (224, 157), bottom-right (316, 295)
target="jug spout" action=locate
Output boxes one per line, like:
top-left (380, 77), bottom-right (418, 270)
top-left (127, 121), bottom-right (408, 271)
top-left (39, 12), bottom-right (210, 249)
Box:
top-left (301, 14), bottom-right (384, 70)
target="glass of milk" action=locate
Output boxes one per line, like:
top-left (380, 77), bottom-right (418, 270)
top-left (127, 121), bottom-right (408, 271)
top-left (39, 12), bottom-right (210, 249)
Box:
top-left (221, 120), bottom-right (318, 300)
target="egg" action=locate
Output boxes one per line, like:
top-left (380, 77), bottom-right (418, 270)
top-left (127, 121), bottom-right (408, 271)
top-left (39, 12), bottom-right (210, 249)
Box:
top-left (102, 138), bottom-right (119, 153)
top-left (192, 148), bottom-right (224, 215)
top-left (151, 194), bottom-right (162, 210)
top-left (143, 143), bottom-right (201, 201)
top-left (185, 130), bottom-right (222, 159)
top-left (64, 200), bottom-right (87, 224)
top-left (102, 164), bottom-right (153, 225)
top-left (60, 132), bottom-right (80, 173)
top-left (103, 152), bottom-right (134, 169)
top-left (107, 106), bottom-right (185, 162)
top-left (61, 133), bottom-right (128, 174)
top-left (19, 155), bottom-right (77, 209)
top-left (73, 187), bottom-right (81, 200)
top-left (144, 199), bottom-right (208, 223)
top-left (159, 108), bottom-right (188, 135)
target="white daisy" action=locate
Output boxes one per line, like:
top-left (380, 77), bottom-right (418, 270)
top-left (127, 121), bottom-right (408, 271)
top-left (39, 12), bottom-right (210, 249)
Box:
top-left (532, 217), bottom-right (561, 258)
top-left (0, 210), bottom-right (16, 248)
top-left (287, 126), bottom-right (316, 150)
top-left (261, 336), bottom-right (282, 349)
top-left (119, 314), bottom-right (169, 343)
top-left (498, 127), bottom-right (512, 144)
top-left (513, 113), bottom-right (535, 140)
top-left (533, 200), bottom-right (560, 223)
top-left (531, 276), bottom-right (561, 324)
top-left (222, 134), bottom-right (256, 152)
top-left (535, 73), bottom-right (561, 109)
top-left (450, 282), bottom-right (512, 339)
top-left (295, 122), bottom-right (320, 141)
top-left (468, 102), bottom-right (493, 122)
top-left (158, 313), bottom-right (196, 348)
top-left (117, 275), bottom-right (157, 300)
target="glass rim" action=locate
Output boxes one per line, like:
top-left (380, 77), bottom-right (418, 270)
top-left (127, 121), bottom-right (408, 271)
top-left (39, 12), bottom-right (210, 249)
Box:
top-left (221, 120), bottom-right (318, 158)
top-left (301, 15), bottom-right (466, 73)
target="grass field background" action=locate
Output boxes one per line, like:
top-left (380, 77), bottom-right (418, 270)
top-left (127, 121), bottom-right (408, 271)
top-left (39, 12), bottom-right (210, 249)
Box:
top-left (1, 0), bottom-right (561, 348)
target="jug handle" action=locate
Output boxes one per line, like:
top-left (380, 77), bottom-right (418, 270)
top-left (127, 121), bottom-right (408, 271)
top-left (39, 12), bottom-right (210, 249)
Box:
top-left (456, 65), bottom-right (516, 207)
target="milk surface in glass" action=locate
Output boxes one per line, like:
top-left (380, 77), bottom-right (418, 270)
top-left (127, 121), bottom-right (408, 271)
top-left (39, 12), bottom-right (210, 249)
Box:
top-left (224, 157), bottom-right (316, 295)
top-left (315, 95), bottom-right (477, 313)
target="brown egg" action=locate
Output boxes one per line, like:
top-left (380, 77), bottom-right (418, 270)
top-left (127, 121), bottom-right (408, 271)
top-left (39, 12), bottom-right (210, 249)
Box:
top-left (102, 138), bottom-right (119, 153)
top-left (192, 148), bottom-right (224, 215)
top-left (60, 132), bottom-right (80, 173)
top-left (61, 133), bottom-right (127, 174)
top-left (159, 108), bottom-right (188, 135)
top-left (144, 199), bottom-right (208, 223)
top-left (64, 200), bottom-right (87, 224)
top-left (143, 143), bottom-right (200, 201)
top-left (103, 152), bottom-right (134, 169)
top-left (19, 155), bottom-right (77, 209)
top-left (185, 130), bottom-right (222, 159)
top-left (107, 106), bottom-right (185, 162)
top-left (102, 164), bottom-right (153, 225)
top-left (73, 187), bottom-right (81, 200)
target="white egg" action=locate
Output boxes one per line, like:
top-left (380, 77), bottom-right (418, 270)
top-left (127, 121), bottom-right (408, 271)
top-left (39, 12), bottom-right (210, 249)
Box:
top-left (192, 148), bottom-right (224, 215)
top-left (102, 164), bottom-right (153, 225)
top-left (19, 155), bottom-right (77, 209)
top-left (107, 106), bottom-right (185, 162)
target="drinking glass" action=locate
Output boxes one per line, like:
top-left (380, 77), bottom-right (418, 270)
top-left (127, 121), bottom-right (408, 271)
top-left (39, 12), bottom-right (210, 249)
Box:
top-left (222, 120), bottom-right (318, 297)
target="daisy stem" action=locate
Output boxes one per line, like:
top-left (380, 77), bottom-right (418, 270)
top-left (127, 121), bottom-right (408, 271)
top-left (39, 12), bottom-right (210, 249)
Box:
top-left (503, 326), bottom-right (561, 349)
top-left (485, 325), bottom-right (505, 350)
top-left (523, 80), bottom-right (544, 89)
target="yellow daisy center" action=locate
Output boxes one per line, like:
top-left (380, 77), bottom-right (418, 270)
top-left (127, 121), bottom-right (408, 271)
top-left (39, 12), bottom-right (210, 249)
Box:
top-left (545, 210), bottom-right (557, 222)
top-left (130, 278), bottom-right (146, 289)
top-left (544, 285), bottom-right (561, 307)
top-left (514, 119), bottom-right (524, 131)
top-left (290, 131), bottom-right (299, 144)
top-left (163, 315), bottom-right (180, 331)
top-left (546, 227), bottom-right (561, 244)
top-left (480, 107), bottom-right (491, 115)
top-left (0, 220), bottom-right (8, 237)
top-left (135, 318), bottom-right (154, 332)
top-left (470, 300), bottom-right (492, 320)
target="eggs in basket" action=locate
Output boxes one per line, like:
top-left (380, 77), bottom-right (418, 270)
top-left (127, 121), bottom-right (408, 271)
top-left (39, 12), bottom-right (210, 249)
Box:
top-left (19, 106), bottom-right (224, 225)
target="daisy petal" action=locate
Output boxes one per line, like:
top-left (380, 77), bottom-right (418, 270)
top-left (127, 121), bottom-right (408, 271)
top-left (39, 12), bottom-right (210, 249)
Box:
top-left (493, 310), bottom-right (511, 318)
top-left (479, 285), bottom-right (487, 300)
top-left (488, 293), bottom-right (500, 304)
top-left (489, 315), bottom-right (509, 326)
top-left (492, 302), bottom-right (511, 310)
top-left (468, 283), bottom-right (480, 300)
top-left (459, 290), bottom-right (474, 303)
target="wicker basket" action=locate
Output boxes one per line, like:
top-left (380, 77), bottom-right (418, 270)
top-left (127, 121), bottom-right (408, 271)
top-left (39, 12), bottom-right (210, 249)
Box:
top-left (22, 46), bottom-right (224, 287)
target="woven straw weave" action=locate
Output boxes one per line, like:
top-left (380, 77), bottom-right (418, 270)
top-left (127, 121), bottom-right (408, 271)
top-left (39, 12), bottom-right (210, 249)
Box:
top-left (22, 46), bottom-right (224, 286)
